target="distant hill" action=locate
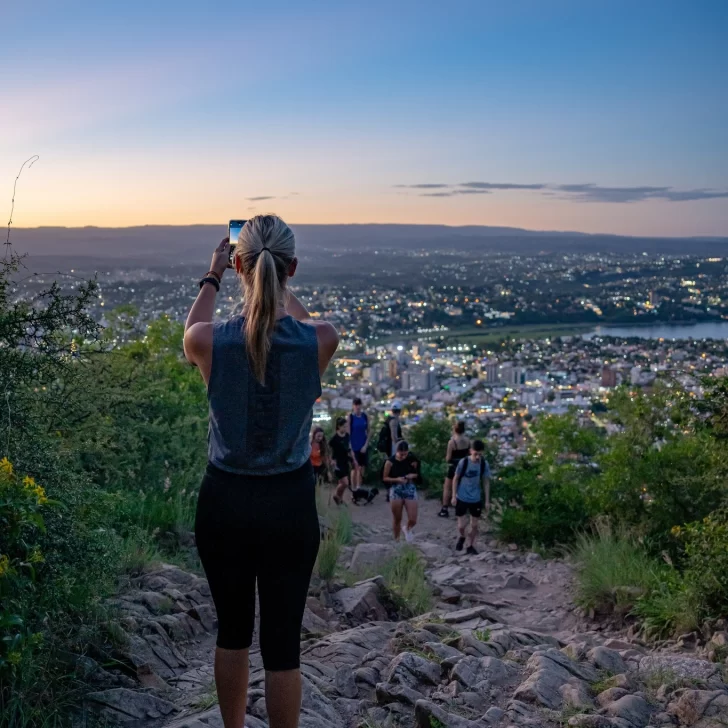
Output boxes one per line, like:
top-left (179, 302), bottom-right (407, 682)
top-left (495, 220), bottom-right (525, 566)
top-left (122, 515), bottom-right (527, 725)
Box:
top-left (8, 224), bottom-right (728, 270)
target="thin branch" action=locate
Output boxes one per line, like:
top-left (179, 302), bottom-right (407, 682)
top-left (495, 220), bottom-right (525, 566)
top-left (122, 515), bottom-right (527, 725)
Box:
top-left (5, 154), bottom-right (40, 254)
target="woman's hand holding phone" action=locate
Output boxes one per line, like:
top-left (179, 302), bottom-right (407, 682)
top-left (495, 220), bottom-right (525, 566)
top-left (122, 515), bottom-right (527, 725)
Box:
top-left (210, 238), bottom-right (230, 279)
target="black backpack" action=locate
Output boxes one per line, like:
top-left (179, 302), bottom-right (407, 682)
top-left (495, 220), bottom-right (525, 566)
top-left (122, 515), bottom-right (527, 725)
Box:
top-left (376, 417), bottom-right (402, 454)
top-left (377, 419), bottom-right (392, 454)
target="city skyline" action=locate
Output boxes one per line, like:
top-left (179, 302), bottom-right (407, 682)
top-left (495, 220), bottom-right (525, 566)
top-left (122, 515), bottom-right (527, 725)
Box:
top-left (3, 0), bottom-right (727, 237)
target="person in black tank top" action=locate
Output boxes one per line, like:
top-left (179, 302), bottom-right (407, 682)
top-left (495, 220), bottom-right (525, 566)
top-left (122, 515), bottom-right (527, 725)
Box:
top-left (438, 421), bottom-right (471, 518)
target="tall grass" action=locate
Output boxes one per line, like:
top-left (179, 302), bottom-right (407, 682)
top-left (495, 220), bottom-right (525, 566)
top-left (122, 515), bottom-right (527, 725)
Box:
top-left (380, 546), bottom-right (432, 616)
top-left (315, 489), bottom-right (353, 580)
top-left (571, 522), bottom-right (666, 614)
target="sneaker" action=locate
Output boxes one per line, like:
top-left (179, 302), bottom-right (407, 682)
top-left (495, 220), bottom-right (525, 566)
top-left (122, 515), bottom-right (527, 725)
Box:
top-left (404, 528), bottom-right (415, 544)
top-left (456, 537), bottom-right (465, 551)
top-left (438, 507), bottom-right (449, 518)
top-left (466, 546), bottom-right (478, 555)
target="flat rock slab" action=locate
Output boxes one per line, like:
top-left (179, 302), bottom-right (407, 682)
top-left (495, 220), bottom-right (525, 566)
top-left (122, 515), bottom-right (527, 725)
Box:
top-left (443, 604), bottom-right (502, 624)
top-left (639, 655), bottom-right (721, 685)
top-left (85, 688), bottom-right (178, 723)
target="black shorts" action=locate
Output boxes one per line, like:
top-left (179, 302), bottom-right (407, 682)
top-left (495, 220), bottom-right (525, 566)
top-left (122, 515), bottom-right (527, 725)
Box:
top-left (335, 464), bottom-right (350, 481)
top-left (447, 462), bottom-right (458, 480)
top-left (195, 461), bottom-right (320, 671)
top-left (455, 499), bottom-right (483, 518)
top-left (353, 449), bottom-right (368, 467)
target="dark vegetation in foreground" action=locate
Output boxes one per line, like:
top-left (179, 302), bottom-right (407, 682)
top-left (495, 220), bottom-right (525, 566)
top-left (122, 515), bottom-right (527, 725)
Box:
top-left (1, 245), bottom-right (727, 724)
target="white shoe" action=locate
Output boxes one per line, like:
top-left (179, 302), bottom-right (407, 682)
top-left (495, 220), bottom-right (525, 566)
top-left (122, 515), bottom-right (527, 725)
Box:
top-left (404, 527), bottom-right (415, 543)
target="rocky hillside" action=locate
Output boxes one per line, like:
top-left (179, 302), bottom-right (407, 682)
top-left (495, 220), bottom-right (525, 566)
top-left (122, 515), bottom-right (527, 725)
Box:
top-left (78, 506), bottom-right (728, 728)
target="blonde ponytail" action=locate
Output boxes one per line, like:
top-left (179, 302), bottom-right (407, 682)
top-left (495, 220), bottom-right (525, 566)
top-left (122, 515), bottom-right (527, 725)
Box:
top-left (234, 215), bottom-right (296, 384)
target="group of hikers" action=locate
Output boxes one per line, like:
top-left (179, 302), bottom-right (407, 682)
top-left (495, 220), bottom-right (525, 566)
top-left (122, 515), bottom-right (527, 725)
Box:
top-left (309, 398), bottom-right (492, 555)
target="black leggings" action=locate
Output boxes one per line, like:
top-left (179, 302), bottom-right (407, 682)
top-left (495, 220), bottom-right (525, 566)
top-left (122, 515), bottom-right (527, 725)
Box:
top-left (195, 461), bottom-right (320, 671)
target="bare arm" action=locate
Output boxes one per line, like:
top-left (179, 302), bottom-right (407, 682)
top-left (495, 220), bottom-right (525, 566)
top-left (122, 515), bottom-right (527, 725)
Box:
top-left (183, 238), bottom-right (230, 382)
top-left (483, 477), bottom-right (491, 512)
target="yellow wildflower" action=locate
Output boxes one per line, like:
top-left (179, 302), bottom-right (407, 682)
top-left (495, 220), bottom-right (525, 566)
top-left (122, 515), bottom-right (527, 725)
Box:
top-left (0, 555), bottom-right (10, 578)
top-left (29, 547), bottom-right (44, 564)
top-left (23, 475), bottom-right (36, 489)
top-left (670, 525), bottom-right (682, 536)
top-left (7, 652), bottom-right (22, 666)
top-left (33, 485), bottom-right (48, 505)
top-left (0, 457), bottom-right (12, 476)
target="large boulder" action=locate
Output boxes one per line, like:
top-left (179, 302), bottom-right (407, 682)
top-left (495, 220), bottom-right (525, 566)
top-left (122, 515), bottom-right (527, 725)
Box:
top-left (587, 646), bottom-right (627, 675)
top-left (603, 694), bottom-right (652, 726)
top-left (349, 543), bottom-right (395, 574)
top-left (667, 689), bottom-right (728, 727)
top-left (331, 579), bottom-right (389, 624)
top-left (450, 655), bottom-right (517, 690)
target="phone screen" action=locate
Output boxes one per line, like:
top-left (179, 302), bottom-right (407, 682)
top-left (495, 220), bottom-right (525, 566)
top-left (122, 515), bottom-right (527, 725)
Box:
top-left (229, 220), bottom-right (245, 245)
top-left (228, 220), bottom-right (246, 266)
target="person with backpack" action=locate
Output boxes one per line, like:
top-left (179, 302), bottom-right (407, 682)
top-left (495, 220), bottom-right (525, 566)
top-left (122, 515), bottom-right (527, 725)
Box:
top-left (438, 421), bottom-right (471, 518)
top-left (383, 440), bottom-right (420, 542)
top-left (376, 401), bottom-right (403, 457)
top-left (451, 439), bottom-right (491, 555)
top-left (349, 397), bottom-right (369, 489)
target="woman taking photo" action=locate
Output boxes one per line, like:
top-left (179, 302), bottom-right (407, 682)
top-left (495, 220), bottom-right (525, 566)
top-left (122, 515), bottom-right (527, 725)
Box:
top-left (184, 216), bottom-right (338, 728)
top-left (438, 420), bottom-right (471, 518)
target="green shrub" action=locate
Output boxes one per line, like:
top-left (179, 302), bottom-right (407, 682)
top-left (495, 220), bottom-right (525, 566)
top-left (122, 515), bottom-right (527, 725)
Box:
top-left (571, 522), bottom-right (667, 614)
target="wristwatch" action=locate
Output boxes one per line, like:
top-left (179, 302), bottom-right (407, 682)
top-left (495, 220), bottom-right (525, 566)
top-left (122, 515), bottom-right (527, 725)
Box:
top-left (199, 276), bottom-right (220, 292)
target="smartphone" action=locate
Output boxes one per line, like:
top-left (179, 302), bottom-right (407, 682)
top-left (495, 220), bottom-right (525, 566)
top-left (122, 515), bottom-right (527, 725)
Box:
top-left (228, 220), bottom-right (246, 267)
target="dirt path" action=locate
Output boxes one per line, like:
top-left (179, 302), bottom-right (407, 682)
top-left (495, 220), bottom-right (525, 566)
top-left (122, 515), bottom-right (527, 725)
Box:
top-left (344, 489), bottom-right (580, 639)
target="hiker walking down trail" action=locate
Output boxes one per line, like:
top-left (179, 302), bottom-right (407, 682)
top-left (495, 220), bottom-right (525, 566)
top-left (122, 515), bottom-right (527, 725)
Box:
top-left (183, 216), bottom-right (339, 728)
top-left (438, 421), bottom-right (471, 518)
top-left (451, 439), bottom-right (491, 555)
top-left (383, 440), bottom-right (420, 542)
top-left (329, 416), bottom-right (355, 505)
top-left (349, 397), bottom-right (369, 489)
top-left (310, 427), bottom-right (331, 485)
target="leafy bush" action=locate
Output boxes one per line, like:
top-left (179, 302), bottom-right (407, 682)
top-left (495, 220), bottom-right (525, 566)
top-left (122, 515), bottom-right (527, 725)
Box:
top-left (494, 458), bottom-right (593, 548)
top-left (677, 509), bottom-right (728, 619)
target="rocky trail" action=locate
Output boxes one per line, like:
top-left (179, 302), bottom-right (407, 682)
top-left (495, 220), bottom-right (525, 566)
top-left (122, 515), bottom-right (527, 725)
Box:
top-left (79, 495), bottom-right (728, 728)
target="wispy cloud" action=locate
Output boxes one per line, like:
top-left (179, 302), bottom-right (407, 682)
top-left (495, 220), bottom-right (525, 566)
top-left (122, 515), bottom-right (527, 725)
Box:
top-left (460, 181), bottom-right (546, 190)
top-left (394, 183), bottom-right (450, 189)
top-left (395, 181), bottom-right (728, 203)
top-left (246, 195), bottom-right (276, 201)
top-left (421, 189), bottom-right (492, 197)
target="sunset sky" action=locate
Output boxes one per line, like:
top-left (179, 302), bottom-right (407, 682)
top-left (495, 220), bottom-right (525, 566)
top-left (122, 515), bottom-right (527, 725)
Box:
top-left (2, 0), bottom-right (727, 236)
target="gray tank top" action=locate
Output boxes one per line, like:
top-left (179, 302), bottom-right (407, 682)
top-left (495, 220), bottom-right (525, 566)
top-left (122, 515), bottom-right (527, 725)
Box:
top-left (207, 314), bottom-right (321, 475)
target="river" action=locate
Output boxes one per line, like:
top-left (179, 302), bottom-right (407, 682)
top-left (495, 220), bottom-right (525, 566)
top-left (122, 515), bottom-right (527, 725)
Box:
top-left (583, 321), bottom-right (728, 340)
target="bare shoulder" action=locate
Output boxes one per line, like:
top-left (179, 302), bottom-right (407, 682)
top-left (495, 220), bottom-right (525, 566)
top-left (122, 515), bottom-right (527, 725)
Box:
top-left (183, 321), bottom-right (213, 364)
top-left (307, 320), bottom-right (339, 355)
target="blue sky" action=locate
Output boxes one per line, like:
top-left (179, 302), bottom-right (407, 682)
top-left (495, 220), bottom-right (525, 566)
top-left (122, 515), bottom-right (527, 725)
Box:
top-left (2, 0), bottom-right (727, 234)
